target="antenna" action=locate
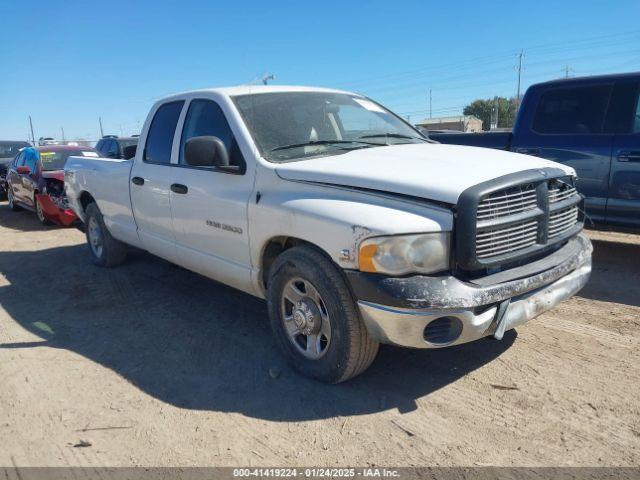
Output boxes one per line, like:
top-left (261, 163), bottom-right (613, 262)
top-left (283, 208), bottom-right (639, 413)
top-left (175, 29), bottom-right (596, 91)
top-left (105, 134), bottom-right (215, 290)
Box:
top-left (29, 116), bottom-right (35, 145)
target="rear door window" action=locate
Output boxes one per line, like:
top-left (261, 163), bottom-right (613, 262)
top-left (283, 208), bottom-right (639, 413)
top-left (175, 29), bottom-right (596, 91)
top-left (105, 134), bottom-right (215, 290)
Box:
top-left (144, 101), bottom-right (185, 164)
top-left (533, 85), bottom-right (612, 134)
top-left (13, 152), bottom-right (24, 167)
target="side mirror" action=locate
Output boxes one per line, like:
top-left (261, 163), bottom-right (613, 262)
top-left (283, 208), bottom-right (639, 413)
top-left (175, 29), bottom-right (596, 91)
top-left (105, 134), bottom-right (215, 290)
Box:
top-left (16, 166), bottom-right (31, 175)
top-left (122, 145), bottom-right (137, 160)
top-left (185, 136), bottom-right (229, 168)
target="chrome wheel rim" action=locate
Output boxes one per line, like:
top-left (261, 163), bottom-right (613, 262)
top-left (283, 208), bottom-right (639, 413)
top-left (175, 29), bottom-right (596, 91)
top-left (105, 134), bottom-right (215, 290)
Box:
top-left (35, 198), bottom-right (45, 222)
top-left (88, 216), bottom-right (104, 258)
top-left (280, 277), bottom-right (331, 359)
top-left (7, 188), bottom-right (14, 208)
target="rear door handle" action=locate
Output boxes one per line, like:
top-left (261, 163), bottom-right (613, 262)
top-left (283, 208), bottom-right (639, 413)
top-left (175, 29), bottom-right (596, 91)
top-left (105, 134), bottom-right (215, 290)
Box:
top-left (515, 147), bottom-right (541, 156)
top-left (170, 183), bottom-right (188, 194)
top-left (617, 151), bottom-right (640, 162)
top-left (131, 176), bottom-right (144, 186)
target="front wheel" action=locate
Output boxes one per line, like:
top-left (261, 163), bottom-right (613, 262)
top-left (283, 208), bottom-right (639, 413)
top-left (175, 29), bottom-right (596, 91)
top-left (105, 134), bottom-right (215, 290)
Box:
top-left (35, 195), bottom-right (52, 225)
top-left (267, 246), bottom-right (379, 383)
top-left (85, 202), bottom-right (127, 267)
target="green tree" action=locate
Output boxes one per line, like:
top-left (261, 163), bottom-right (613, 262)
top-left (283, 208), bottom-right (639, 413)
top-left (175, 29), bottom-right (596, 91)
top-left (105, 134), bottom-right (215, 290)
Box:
top-left (463, 97), bottom-right (517, 131)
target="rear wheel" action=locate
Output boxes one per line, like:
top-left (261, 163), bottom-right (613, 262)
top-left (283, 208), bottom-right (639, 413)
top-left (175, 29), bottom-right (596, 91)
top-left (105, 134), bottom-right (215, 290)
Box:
top-left (85, 202), bottom-right (127, 267)
top-left (7, 186), bottom-right (21, 211)
top-left (267, 246), bottom-right (379, 383)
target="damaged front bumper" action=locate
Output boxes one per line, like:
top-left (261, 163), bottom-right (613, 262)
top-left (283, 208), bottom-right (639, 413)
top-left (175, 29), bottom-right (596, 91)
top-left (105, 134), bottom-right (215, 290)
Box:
top-left (35, 193), bottom-right (78, 226)
top-left (346, 233), bottom-right (592, 349)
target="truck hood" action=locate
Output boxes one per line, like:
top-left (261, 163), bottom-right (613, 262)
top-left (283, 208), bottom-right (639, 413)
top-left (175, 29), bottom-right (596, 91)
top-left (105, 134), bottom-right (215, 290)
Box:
top-left (275, 143), bottom-right (574, 205)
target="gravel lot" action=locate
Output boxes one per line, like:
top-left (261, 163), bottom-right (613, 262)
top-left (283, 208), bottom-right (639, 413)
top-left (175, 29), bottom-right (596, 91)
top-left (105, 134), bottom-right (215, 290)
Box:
top-left (0, 201), bottom-right (638, 467)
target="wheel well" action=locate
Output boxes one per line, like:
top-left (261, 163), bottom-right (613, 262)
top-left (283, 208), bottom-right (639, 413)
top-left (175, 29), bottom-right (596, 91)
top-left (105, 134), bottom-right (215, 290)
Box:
top-left (79, 191), bottom-right (96, 215)
top-left (261, 236), bottom-right (330, 289)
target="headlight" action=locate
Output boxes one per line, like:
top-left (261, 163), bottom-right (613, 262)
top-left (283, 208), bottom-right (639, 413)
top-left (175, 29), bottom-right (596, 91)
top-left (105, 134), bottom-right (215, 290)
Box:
top-left (359, 233), bottom-right (450, 275)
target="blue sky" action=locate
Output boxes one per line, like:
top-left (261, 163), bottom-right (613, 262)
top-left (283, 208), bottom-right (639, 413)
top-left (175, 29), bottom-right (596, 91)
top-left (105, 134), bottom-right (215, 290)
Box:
top-left (1, 0), bottom-right (639, 141)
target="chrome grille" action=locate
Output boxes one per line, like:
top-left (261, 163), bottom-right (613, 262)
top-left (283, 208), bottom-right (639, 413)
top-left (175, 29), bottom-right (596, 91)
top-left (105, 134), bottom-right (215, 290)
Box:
top-left (473, 178), bottom-right (582, 262)
top-left (477, 184), bottom-right (537, 220)
top-left (476, 220), bottom-right (538, 259)
top-left (549, 181), bottom-right (577, 204)
top-left (549, 206), bottom-right (579, 239)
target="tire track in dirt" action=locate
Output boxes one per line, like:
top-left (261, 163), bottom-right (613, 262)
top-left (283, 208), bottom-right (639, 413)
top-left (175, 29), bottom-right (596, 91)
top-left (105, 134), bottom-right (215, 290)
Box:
top-left (539, 317), bottom-right (640, 348)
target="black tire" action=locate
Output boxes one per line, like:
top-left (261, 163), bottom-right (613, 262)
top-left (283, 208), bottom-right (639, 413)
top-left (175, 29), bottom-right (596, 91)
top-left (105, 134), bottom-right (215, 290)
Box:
top-left (267, 245), bottom-right (379, 383)
top-left (34, 194), bottom-right (52, 225)
top-left (7, 186), bottom-right (21, 211)
top-left (84, 202), bottom-right (127, 267)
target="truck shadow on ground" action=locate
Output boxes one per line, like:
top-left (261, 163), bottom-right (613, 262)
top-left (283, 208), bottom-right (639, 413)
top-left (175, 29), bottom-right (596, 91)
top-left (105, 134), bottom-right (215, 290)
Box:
top-left (578, 238), bottom-right (640, 308)
top-left (0, 240), bottom-right (516, 421)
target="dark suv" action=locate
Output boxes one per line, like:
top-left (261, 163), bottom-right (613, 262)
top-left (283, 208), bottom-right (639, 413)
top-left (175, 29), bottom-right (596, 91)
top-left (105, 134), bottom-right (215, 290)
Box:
top-left (1, 140), bottom-right (31, 199)
top-left (95, 135), bottom-right (138, 159)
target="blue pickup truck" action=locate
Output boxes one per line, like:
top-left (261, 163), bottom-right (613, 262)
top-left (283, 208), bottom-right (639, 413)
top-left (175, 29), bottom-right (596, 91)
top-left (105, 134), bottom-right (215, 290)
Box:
top-left (430, 72), bottom-right (640, 230)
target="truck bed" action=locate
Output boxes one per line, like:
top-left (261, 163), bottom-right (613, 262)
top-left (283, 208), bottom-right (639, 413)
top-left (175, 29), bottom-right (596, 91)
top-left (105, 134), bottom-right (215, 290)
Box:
top-left (428, 131), bottom-right (513, 151)
top-left (64, 156), bottom-right (141, 247)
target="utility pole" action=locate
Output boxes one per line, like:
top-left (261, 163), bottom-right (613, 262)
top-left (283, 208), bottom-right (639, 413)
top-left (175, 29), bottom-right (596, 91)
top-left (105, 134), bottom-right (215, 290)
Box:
top-left (29, 116), bottom-right (35, 145)
top-left (491, 96), bottom-right (499, 130)
top-left (61, 127), bottom-right (65, 143)
top-left (515, 50), bottom-right (524, 111)
top-left (562, 65), bottom-right (574, 78)
top-left (429, 89), bottom-right (432, 119)
top-left (99, 117), bottom-right (104, 137)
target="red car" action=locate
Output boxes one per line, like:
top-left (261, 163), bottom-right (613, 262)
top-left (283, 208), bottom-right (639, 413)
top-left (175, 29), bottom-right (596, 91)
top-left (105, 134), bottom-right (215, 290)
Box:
top-left (6, 145), bottom-right (99, 226)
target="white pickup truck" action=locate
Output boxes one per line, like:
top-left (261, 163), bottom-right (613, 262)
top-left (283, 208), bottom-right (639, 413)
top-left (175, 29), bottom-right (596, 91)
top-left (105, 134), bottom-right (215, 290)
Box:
top-left (65, 86), bottom-right (592, 383)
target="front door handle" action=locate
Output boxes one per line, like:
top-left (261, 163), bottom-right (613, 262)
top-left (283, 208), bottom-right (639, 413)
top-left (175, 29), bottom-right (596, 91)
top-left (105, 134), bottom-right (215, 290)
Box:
top-left (515, 147), bottom-right (541, 156)
top-left (617, 151), bottom-right (640, 162)
top-left (131, 176), bottom-right (144, 186)
top-left (170, 183), bottom-right (188, 194)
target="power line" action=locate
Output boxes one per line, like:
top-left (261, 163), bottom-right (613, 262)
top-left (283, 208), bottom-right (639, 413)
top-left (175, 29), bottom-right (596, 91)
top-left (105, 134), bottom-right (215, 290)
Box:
top-left (339, 30), bottom-right (640, 90)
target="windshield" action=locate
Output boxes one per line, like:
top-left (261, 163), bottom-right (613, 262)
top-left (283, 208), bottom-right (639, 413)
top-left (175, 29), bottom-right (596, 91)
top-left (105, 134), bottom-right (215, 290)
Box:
top-left (233, 92), bottom-right (426, 162)
top-left (0, 142), bottom-right (30, 158)
top-left (39, 150), bottom-right (97, 170)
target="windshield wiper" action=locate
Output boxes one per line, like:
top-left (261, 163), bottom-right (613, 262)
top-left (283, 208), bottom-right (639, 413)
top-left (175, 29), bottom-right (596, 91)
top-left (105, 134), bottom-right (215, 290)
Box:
top-left (270, 139), bottom-right (384, 152)
top-left (358, 133), bottom-right (428, 142)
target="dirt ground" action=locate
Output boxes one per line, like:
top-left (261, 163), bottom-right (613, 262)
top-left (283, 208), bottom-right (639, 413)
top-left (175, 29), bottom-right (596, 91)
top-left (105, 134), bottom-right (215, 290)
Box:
top-left (0, 201), bottom-right (638, 468)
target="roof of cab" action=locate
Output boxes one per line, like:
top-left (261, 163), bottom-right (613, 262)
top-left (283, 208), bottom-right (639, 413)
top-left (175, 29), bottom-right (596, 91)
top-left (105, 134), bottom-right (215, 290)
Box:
top-left (36, 145), bottom-right (97, 152)
top-left (160, 85), bottom-right (357, 102)
top-left (530, 71), bottom-right (640, 89)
